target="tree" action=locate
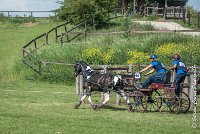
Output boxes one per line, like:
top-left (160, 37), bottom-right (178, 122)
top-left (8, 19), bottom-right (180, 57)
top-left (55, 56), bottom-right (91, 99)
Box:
top-left (58, 0), bottom-right (117, 26)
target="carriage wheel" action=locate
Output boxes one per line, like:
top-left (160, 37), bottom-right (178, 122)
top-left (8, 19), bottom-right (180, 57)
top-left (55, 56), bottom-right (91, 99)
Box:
top-left (179, 92), bottom-right (190, 113)
top-left (160, 93), bottom-right (180, 114)
top-left (126, 91), bottom-right (147, 112)
top-left (146, 90), bottom-right (162, 112)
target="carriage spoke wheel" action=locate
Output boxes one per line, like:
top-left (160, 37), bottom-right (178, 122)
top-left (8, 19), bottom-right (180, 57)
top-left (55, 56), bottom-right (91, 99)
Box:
top-left (126, 91), bottom-right (147, 112)
top-left (179, 92), bottom-right (190, 113)
top-left (146, 90), bottom-right (162, 112)
top-left (160, 93), bottom-right (180, 114)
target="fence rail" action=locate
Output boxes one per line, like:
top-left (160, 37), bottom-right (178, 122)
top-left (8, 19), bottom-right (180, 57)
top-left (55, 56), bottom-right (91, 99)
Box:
top-left (145, 6), bottom-right (200, 28)
top-left (0, 10), bottom-right (57, 18)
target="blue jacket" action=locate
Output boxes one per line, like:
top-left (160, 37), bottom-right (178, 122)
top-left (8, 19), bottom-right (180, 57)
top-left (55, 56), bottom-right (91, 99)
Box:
top-left (152, 61), bottom-right (166, 73)
top-left (173, 59), bottom-right (187, 74)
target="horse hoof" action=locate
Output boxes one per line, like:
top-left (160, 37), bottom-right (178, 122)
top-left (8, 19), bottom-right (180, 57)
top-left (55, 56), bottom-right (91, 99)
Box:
top-left (95, 106), bottom-right (101, 111)
top-left (127, 106), bottom-right (133, 112)
top-left (74, 105), bottom-right (79, 109)
top-left (92, 105), bottom-right (98, 110)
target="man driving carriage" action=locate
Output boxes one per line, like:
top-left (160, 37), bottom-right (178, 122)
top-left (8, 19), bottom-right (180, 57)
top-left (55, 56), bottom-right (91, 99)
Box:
top-left (139, 54), bottom-right (166, 89)
top-left (169, 54), bottom-right (188, 97)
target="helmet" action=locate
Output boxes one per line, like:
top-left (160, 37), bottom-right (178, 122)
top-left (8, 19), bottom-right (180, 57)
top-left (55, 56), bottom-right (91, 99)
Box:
top-left (173, 53), bottom-right (180, 60)
top-left (150, 54), bottom-right (157, 59)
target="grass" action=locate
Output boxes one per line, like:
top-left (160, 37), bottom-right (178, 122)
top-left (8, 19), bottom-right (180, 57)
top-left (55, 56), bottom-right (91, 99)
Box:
top-left (0, 19), bottom-right (64, 83)
top-left (0, 81), bottom-right (199, 134)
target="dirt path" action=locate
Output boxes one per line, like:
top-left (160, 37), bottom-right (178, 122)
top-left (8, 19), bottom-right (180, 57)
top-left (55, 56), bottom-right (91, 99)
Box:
top-left (133, 20), bottom-right (200, 36)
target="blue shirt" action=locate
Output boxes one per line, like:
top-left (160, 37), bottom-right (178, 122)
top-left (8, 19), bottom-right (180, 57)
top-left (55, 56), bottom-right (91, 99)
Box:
top-left (173, 60), bottom-right (187, 74)
top-left (151, 61), bottom-right (166, 74)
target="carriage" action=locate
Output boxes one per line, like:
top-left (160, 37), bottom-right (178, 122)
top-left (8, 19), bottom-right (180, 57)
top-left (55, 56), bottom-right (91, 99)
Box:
top-left (123, 71), bottom-right (190, 114)
top-left (74, 60), bottom-right (191, 114)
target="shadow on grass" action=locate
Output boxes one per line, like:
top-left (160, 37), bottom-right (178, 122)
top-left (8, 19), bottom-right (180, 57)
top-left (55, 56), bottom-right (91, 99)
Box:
top-left (103, 105), bottom-right (127, 111)
top-left (74, 105), bottom-right (127, 111)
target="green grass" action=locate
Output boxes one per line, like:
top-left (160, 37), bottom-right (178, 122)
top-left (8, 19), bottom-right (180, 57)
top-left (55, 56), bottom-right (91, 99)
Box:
top-left (0, 19), bottom-right (64, 83)
top-left (0, 81), bottom-right (199, 134)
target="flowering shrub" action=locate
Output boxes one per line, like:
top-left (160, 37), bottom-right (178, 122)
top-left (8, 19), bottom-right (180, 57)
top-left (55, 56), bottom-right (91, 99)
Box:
top-left (80, 43), bottom-right (200, 66)
top-left (155, 43), bottom-right (185, 56)
top-left (127, 50), bottom-right (149, 64)
top-left (81, 48), bottom-right (102, 64)
top-left (102, 49), bottom-right (114, 64)
top-left (155, 43), bottom-right (200, 65)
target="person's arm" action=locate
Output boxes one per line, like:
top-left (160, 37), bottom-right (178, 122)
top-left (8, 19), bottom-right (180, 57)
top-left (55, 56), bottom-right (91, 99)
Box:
top-left (169, 64), bottom-right (177, 70)
top-left (140, 64), bottom-right (152, 73)
top-left (169, 60), bottom-right (178, 70)
top-left (145, 69), bottom-right (155, 76)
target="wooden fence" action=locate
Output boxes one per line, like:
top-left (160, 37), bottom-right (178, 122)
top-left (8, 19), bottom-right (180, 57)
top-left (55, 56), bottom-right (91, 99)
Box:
top-left (145, 6), bottom-right (200, 28)
top-left (21, 17), bottom-right (98, 73)
top-left (0, 11), bottom-right (57, 18)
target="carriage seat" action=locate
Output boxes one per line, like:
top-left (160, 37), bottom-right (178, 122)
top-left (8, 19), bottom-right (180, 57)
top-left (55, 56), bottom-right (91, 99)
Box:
top-left (151, 70), bottom-right (172, 89)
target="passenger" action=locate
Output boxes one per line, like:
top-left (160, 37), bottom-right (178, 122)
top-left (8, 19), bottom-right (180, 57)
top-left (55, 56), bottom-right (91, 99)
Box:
top-left (139, 54), bottom-right (166, 89)
top-left (169, 54), bottom-right (188, 97)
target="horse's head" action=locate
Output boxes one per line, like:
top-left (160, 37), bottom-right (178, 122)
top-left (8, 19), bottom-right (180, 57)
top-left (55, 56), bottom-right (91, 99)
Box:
top-left (74, 61), bottom-right (95, 76)
top-left (74, 61), bottom-right (83, 76)
top-left (74, 60), bottom-right (93, 76)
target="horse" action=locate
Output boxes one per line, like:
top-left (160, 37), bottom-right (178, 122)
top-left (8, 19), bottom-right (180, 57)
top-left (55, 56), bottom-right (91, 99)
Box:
top-left (74, 60), bottom-right (131, 110)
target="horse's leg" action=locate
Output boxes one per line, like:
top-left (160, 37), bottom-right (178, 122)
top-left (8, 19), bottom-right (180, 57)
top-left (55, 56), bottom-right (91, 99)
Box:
top-left (96, 91), bottom-right (110, 110)
top-left (88, 92), bottom-right (98, 110)
top-left (74, 94), bottom-right (87, 109)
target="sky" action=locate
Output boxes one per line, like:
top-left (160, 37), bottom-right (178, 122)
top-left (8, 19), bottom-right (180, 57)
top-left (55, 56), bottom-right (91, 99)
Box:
top-left (187, 0), bottom-right (200, 11)
top-left (0, 0), bottom-right (199, 11)
top-left (0, 0), bottom-right (62, 11)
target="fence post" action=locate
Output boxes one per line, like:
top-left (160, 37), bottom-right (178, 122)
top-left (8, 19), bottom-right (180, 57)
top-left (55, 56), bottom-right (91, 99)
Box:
top-left (22, 49), bottom-right (25, 58)
top-left (173, 6), bottom-right (176, 19)
top-left (189, 71), bottom-right (194, 108)
top-left (182, 75), bottom-right (189, 95)
top-left (84, 21), bottom-right (87, 41)
top-left (101, 65), bottom-right (108, 101)
top-left (183, 8), bottom-right (186, 24)
top-left (38, 61), bottom-right (41, 74)
top-left (163, 7), bottom-right (166, 20)
top-left (60, 33), bottom-right (63, 46)
top-left (188, 11), bottom-right (190, 26)
top-left (116, 91), bottom-right (121, 105)
top-left (170, 70), bottom-right (176, 83)
top-left (198, 12), bottom-right (200, 28)
top-left (76, 74), bottom-right (84, 97)
top-left (80, 75), bottom-right (83, 98)
top-left (178, 7), bottom-right (181, 19)
top-left (55, 27), bottom-right (58, 42)
top-left (46, 33), bottom-right (48, 45)
top-left (76, 75), bottom-right (81, 95)
top-left (64, 24), bottom-right (67, 32)
top-left (34, 38), bottom-right (36, 48)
